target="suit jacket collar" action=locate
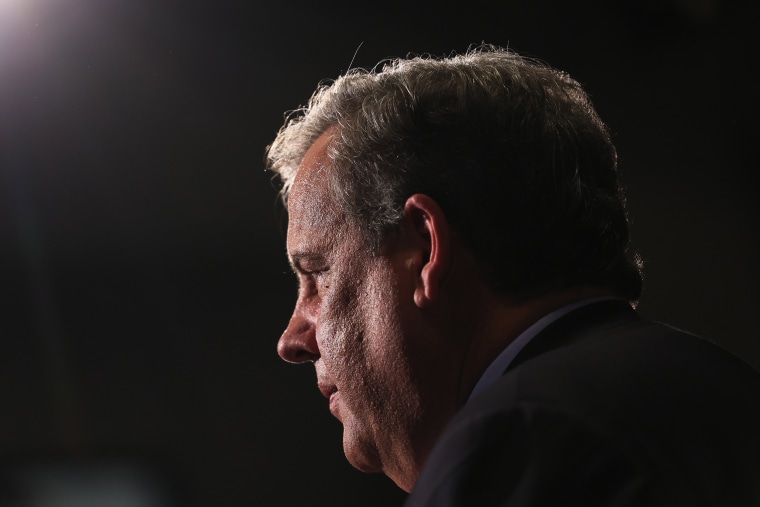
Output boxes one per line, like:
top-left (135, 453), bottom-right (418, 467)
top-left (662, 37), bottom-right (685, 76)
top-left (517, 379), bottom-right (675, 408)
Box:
top-left (506, 299), bottom-right (640, 374)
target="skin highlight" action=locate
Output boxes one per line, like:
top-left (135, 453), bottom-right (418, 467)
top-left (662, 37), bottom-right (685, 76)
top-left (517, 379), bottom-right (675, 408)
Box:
top-left (278, 130), bottom-right (617, 491)
top-left (279, 131), bottom-right (439, 489)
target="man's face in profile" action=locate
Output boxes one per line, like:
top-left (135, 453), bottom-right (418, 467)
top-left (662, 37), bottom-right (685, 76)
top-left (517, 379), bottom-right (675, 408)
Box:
top-left (277, 132), bottom-right (433, 485)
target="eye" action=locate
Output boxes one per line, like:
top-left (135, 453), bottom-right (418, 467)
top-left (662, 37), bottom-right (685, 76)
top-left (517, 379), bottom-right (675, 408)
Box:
top-left (298, 269), bottom-right (330, 297)
top-left (311, 269), bottom-right (330, 289)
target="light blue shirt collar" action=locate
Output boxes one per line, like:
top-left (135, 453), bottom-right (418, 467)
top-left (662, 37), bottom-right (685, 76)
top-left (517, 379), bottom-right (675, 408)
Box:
top-left (467, 297), bottom-right (623, 403)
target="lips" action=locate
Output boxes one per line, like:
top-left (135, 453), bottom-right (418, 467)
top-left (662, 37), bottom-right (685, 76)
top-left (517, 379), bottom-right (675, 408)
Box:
top-left (318, 383), bottom-right (340, 418)
top-left (318, 383), bottom-right (337, 399)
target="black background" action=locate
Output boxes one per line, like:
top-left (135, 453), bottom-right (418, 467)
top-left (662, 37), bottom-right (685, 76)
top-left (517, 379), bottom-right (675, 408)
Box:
top-left (1, 0), bottom-right (758, 505)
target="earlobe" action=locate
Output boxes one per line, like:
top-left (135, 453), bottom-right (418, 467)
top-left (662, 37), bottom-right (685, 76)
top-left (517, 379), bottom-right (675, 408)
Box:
top-left (403, 194), bottom-right (450, 308)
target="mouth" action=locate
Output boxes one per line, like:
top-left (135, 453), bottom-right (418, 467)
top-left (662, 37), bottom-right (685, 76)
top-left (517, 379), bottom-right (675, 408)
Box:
top-left (318, 383), bottom-right (340, 418)
top-left (318, 383), bottom-right (337, 399)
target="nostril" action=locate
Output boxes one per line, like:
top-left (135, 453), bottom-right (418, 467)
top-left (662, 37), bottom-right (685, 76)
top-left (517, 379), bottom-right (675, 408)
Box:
top-left (277, 319), bottom-right (319, 364)
top-left (285, 348), bottom-right (318, 364)
top-left (277, 337), bottom-right (319, 363)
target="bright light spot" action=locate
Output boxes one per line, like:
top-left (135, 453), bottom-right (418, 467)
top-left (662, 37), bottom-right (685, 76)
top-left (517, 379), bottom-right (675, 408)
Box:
top-left (0, 0), bottom-right (37, 20)
top-left (0, 0), bottom-right (43, 64)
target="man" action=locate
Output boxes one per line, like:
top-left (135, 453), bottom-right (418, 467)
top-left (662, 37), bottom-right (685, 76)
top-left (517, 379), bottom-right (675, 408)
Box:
top-left (266, 46), bottom-right (760, 505)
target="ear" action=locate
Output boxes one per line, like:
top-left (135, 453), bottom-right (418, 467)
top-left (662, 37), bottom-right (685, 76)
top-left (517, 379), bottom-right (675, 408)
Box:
top-left (402, 194), bottom-right (451, 308)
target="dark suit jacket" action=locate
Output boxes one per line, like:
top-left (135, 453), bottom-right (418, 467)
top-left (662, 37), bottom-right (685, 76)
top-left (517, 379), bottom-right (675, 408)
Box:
top-left (405, 300), bottom-right (760, 506)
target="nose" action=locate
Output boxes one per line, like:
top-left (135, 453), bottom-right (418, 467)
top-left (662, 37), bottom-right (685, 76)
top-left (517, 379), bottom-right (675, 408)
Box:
top-left (277, 308), bottom-right (320, 364)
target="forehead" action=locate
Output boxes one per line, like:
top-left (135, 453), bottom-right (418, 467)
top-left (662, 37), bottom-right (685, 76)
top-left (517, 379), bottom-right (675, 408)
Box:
top-left (286, 132), bottom-right (349, 253)
top-left (289, 132), bottom-right (338, 220)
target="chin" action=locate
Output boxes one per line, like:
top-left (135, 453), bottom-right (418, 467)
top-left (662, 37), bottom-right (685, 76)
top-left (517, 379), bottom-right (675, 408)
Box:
top-left (342, 428), bottom-right (383, 474)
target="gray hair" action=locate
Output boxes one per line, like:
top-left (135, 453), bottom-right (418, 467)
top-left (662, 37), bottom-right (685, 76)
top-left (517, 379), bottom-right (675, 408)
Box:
top-left (265, 45), bottom-right (643, 301)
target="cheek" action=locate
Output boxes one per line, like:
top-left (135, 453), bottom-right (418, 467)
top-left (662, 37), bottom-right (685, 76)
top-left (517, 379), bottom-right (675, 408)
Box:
top-left (315, 256), bottom-right (416, 392)
top-left (316, 267), bottom-right (401, 384)
top-left (360, 266), bottom-right (416, 393)
top-left (316, 276), bottom-right (366, 376)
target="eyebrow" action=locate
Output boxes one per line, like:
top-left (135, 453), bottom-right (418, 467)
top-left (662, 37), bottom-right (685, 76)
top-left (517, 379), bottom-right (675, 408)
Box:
top-left (288, 252), bottom-right (327, 274)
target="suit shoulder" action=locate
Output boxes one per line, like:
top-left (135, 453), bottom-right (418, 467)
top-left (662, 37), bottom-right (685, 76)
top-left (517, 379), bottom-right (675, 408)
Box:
top-left (408, 321), bottom-right (760, 506)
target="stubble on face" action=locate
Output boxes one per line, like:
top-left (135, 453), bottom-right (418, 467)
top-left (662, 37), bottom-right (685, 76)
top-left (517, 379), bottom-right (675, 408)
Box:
top-left (319, 254), bottom-right (421, 470)
top-left (286, 132), bottom-right (426, 487)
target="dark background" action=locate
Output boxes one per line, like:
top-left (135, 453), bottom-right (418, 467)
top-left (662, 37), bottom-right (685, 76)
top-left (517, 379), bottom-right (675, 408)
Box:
top-left (1, 0), bottom-right (757, 505)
